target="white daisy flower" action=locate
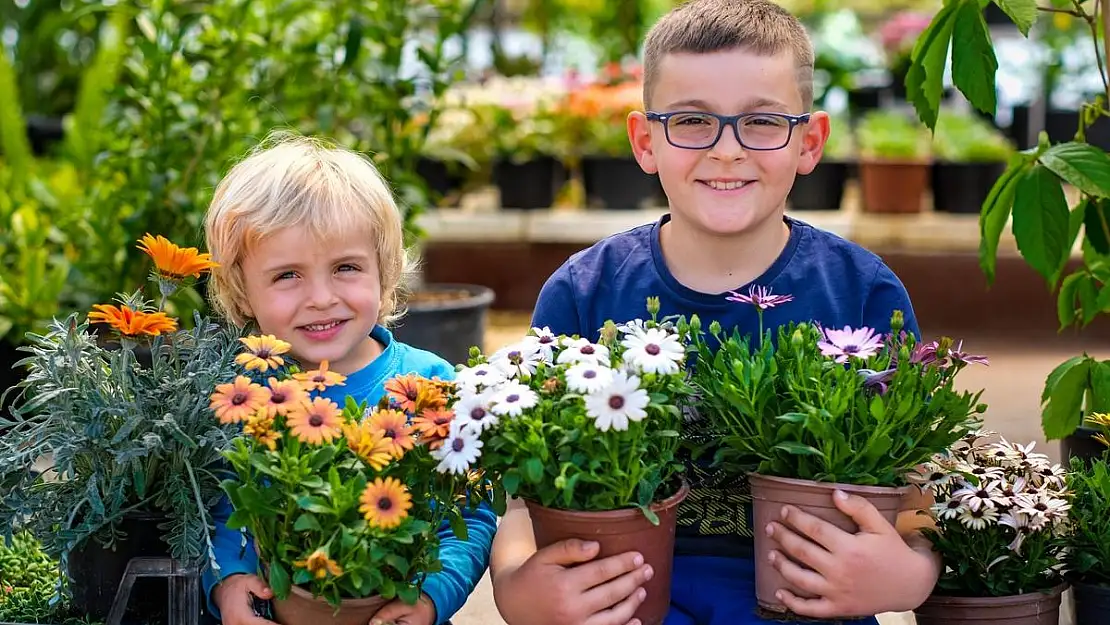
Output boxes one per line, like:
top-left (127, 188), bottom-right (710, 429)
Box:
top-left (906, 463), bottom-right (952, 493)
top-left (616, 319), bottom-right (648, 335)
top-left (958, 505), bottom-right (999, 530)
top-left (621, 327), bottom-right (685, 375)
top-left (564, 362), bottom-right (614, 394)
top-left (493, 343), bottom-right (544, 378)
top-left (433, 423), bottom-right (483, 475)
top-left (455, 363), bottom-right (507, 391)
top-left (556, 338), bottom-right (610, 366)
top-left (953, 481), bottom-right (1003, 511)
top-left (956, 462), bottom-right (1005, 482)
top-left (1031, 464), bottom-right (1067, 489)
top-left (489, 382), bottom-right (539, 417)
top-left (584, 370), bottom-right (649, 432)
top-left (1014, 492), bottom-right (1071, 524)
top-left (453, 392), bottom-right (500, 433)
top-left (993, 476), bottom-right (1028, 508)
top-left (933, 499), bottom-right (967, 521)
top-left (521, 326), bottom-right (559, 361)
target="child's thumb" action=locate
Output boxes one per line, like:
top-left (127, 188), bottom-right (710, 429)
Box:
top-left (369, 600), bottom-right (406, 625)
top-left (245, 575), bottom-right (273, 599)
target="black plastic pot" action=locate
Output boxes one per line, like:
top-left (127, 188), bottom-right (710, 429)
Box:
top-left (0, 340), bottom-right (28, 415)
top-left (1074, 582), bottom-right (1110, 625)
top-left (931, 161), bottom-right (1007, 214)
top-left (847, 87), bottom-right (882, 116)
top-left (66, 512), bottom-right (171, 622)
top-left (493, 158), bottom-right (567, 210)
top-left (26, 115), bottom-right (65, 156)
top-left (581, 156), bottom-right (662, 210)
top-left (416, 158), bottom-right (465, 205)
top-left (1046, 110), bottom-right (1110, 151)
top-left (390, 284), bottom-right (496, 367)
top-left (1062, 425), bottom-right (1108, 468)
top-left (788, 161), bottom-right (848, 211)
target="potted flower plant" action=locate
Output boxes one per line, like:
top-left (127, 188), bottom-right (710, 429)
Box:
top-left (910, 432), bottom-right (1070, 625)
top-left (931, 110), bottom-right (1015, 214)
top-left (448, 298), bottom-right (694, 625)
top-left (787, 113), bottom-right (854, 211)
top-left (690, 290), bottom-right (987, 616)
top-left (0, 234), bottom-right (241, 622)
top-left (856, 109), bottom-right (932, 213)
top-left (212, 358), bottom-right (488, 625)
top-left (1064, 413), bottom-right (1110, 624)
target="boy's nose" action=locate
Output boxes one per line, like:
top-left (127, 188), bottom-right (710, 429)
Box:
top-left (307, 280), bottom-right (340, 308)
top-left (708, 121), bottom-right (748, 161)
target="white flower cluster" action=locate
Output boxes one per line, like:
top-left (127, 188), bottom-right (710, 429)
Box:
top-left (431, 323), bottom-right (687, 475)
top-left (911, 431), bottom-right (1070, 553)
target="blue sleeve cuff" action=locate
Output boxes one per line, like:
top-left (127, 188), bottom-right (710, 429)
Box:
top-left (419, 501), bottom-right (498, 624)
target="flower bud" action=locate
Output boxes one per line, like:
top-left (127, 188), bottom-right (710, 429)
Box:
top-left (646, 296), bottom-right (660, 317)
top-left (709, 320), bottom-right (722, 336)
top-left (791, 328), bottom-right (804, 349)
top-left (890, 310), bottom-right (904, 333)
top-left (599, 321), bottom-right (618, 345)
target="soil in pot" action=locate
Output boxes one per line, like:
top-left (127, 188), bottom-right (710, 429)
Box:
top-left (525, 481), bottom-right (690, 625)
top-left (270, 585), bottom-right (389, 625)
top-left (913, 585), bottom-right (1065, 625)
top-left (858, 160), bottom-right (929, 214)
top-left (931, 161), bottom-right (1007, 214)
top-left (1073, 581), bottom-right (1110, 625)
top-left (389, 284), bottom-right (495, 367)
top-left (788, 161), bottom-right (849, 211)
top-left (581, 157), bottom-right (662, 210)
top-left (749, 474), bottom-right (908, 618)
top-left (493, 157), bottom-right (567, 210)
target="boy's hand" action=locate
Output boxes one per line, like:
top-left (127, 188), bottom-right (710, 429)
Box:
top-left (765, 490), bottom-right (940, 618)
top-left (369, 594), bottom-right (437, 625)
top-left (212, 574), bottom-right (277, 625)
top-left (492, 538), bottom-right (651, 625)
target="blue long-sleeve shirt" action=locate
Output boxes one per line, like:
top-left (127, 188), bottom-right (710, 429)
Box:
top-left (203, 325), bottom-right (496, 624)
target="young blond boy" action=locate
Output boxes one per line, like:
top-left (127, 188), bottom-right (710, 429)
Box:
top-left (490, 1), bottom-right (939, 624)
top-left (201, 134), bottom-right (496, 625)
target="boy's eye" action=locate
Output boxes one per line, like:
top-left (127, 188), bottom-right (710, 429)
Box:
top-left (337, 263), bottom-right (360, 273)
top-left (274, 271), bottom-right (297, 282)
top-left (672, 113), bottom-right (713, 126)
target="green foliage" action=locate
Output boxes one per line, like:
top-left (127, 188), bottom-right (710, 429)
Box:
top-left (932, 110), bottom-right (1015, 162)
top-left (1067, 455), bottom-right (1110, 586)
top-left (690, 314), bottom-right (985, 486)
top-left (856, 110), bottom-right (930, 161)
top-left (0, 531), bottom-right (64, 623)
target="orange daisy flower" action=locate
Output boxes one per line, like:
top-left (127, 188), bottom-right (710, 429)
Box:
top-left (368, 409), bottom-right (415, 459)
top-left (235, 335), bottom-right (292, 372)
top-left (293, 360), bottom-right (347, 392)
top-left (209, 376), bottom-right (268, 424)
top-left (88, 304), bottom-right (178, 338)
top-left (243, 412), bottom-right (280, 451)
top-left (359, 477), bottom-right (412, 530)
top-left (342, 420), bottom-right (394, 470)
top-left (385, 374), bottom-right (444, 413)
top-left (261, 378), bottom-right (306, 417)
top-left (137, 234), bottom-right (219, 280)
top-left (287, 397), bottom-right (343, 445)
top-left (293, 549), bottom-right (343, 579)
top-left (412, 407), bottom-right (454, 446)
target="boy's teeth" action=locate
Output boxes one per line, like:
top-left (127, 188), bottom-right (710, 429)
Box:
top-left (707, 180), bottom-right (748, 190)
top-left (305, 321), bottom-right (340, 332)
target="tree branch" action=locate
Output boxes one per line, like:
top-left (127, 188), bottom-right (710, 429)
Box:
top-left (1038, 6), bottom-right (1083, 17)
top-left (1103, 0), bottom-right (1110, 105)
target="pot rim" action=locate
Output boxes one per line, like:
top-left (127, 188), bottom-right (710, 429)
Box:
top-left (859, 158), bottom-right (932, 167)
top-left (920, 583), bottom-right (1069, 607)
top-left (525, 478), bottom-right (690, 518)
top-left (284, 583), bottom-right (386, 607)
top-left (748, 472), bottom-right (911, 496)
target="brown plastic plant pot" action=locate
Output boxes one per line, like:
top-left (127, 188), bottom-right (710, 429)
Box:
top-left (525, 481), bottom-right (690, 625)
top-left (858, 159), bottom-right (930, 214)
top-left (913, 584), bottom-right (1067, 625)
top-left (270, 583), bottom-right (389, 625)
top-left (749, 473), bottom-right (908, 618)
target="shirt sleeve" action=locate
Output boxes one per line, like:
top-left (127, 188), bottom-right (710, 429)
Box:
top-left (530, 262), bottom-right (583, 337)
top-left (201, 493), bottom-right (259, 619)
top-left (864, 261), bottom-right (921, 339)
top-left (419, 501), bottom-right (499, 623)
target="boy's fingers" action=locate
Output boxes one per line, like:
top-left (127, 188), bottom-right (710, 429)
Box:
top-left (535, 538), bottom-right (601, 566)
top-left (581, 564), bottom-right (653, 613)
top-left (776, 505), bottom-right (851, 551)
top-left (585, 586), bottom-right (646, 625)
top-left (570, 551), bottom-right (645, 591)
top-left (774, 588), bottom-right (838, 620)
top-left (767, 550), bottom-right (829, 597)
top-left (766, 521), bottom-right (834, 572)
top-left (832, 490), bottom-right (898, 535)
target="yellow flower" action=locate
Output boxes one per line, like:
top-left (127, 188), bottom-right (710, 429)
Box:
top-left (293, 360), bottom-right (347, 392)
top-left (368, 408), bottom-right (415, 459)
top-left (287, 397), bottom-right (343, 445)
top-left (243, 412), bottom-right (280, 451)
top-left (261, 378), bottom-right (307, 417)
top-left (88, 304), bottom-right (178, 337)
top-left (293, 550), bottom-right (343, 579)
top-left (235, 335), bottom-right (292, 372)
top-left (209, 376), bottom-right (268, 424)
top-left (343, 420), bottom-right (394, 470)
top-left (137, 233), bottom-right (219, 280)
top-left (359, 477), bottom-right (412, 530)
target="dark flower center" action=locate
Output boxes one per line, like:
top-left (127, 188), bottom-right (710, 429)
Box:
top-left (471, 407), bottom-right (487, 421)
top-left (476, 370), bottom-right (489, 377)
top-left (608, 395), bottom-right (625, 410)
top-left (313, 374), bottom-right (325, 383)
top-left (506, 394), bottom-right (520, 403)
top-left (434, 415), bottom-right (451, 426)
top-left (271, 392), bottom-right (286, 403)
top-left (384, 428), bottom-right (397, 439)
top-left (452, 437), bottom-right (465, 452)
top-left (971, 508), bottom-right (985, 518)
top-left (646, 344), bottom-right (661, 356)
top-left (406, 389), bottom-right (418, 400)
top-left (581, 345), bottom-right (595, 355)
top-left (309, 415), bottom-right (323, 427)
top-left (257, 348), bottom-right (272, 359)
top-left (929, 472), bottom-right (944, 481)
top-left (583, 370), bottom-right (597, 379)
top-left (232, 392), bottom-right (248, 406)
top-left (972, 468), bottom-right (987, 475)
top-left (976, 489), bottom-right (989, 499)
top-left (1034, 502), bottom-right (1048, 512)
top-left (377, 497), bottom-right (393, 511)
top-left (539, 335), bottom-right (554, 344)
top-left (946, 500), bottom-right (961, 510)
top-left (842, 345), bottom-right (859, 354)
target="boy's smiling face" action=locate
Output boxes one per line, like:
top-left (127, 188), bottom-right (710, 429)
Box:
top-left (629, 48), bottom-right (829, 238)
top-left (239, 226), bottom-right (382, 375)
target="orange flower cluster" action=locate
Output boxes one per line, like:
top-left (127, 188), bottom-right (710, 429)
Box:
top-left (385, 374), bottom-right (456, 450)
top-left (88, 304), bottom-right (178, 338)
top-left (138, 233), bottom-right (219, 280)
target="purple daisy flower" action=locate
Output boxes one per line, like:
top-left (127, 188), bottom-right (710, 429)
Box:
top-left (818, 326), bottom-right (883, 363)
top-left (726, 285), bottom-right (794, 310)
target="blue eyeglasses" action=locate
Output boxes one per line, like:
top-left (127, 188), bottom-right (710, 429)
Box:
top-left (646, 111), bottom-right (811, 151)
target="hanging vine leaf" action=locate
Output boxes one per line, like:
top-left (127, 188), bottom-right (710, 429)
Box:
top-left (951, 0), bottom-right (998, 115)
top-left (992, 0), bottom-right (1038, 36)
top-left (906, 2), bottom-right (958, 130)
top-left (1012, 165), bottom-right (1071, 286)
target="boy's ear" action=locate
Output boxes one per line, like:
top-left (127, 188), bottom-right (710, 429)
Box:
top-left (628, 111), bottom-right (658, 175)
top-left (796, 110), bottom-right (831, 176)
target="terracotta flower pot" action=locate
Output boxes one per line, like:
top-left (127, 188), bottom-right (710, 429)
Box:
top-left (525, 481), bottom-right (690, 625)
top-left (913, 585), bottom-right (1066, 625)
top-left (749, 473), bottom-right (908, 616)
top-left (858, 159), bottom-right (930, 214)
top-left (271, 584), bottom-right (389, 625)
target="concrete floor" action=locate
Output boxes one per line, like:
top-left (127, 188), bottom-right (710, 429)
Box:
top-left (450, 313), bottom-right (1107, 625)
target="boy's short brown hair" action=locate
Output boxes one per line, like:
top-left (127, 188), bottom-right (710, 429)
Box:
top-left (642, 0), bottom-right (816, 110)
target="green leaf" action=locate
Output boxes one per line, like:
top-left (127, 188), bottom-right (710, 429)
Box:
top-left (502, 470), bottom-right (521, 495)
top-left (951, 0), bottom-right (998, 115)
top-left (979, 156), bottom-right (1030, 284)
top-left (397, 584), bottom-right (420, 606)
top-left (293, 514), bottom-right (321, 532)
top-left (1040, 142), bottom-right (1110, 198)
top-left (907, 4), bottom-right (958, 130)
top-left (522, 457), bottom-right (544, 484)
top-left (992, 0), bottom-right (1037, 36)
top-left (293, 569), bottom-right (312, 585)
top-left (638, 505), bottom-right (660, 526)
top-left (1086, 197), bottom-right (1110, 255)
top-left (226, 510), bottom-right (251, 530)
top-left (1080, 274), bottom-right (1100, 325)
top-left (448, 508), bottom-right (469, 541)
top-left (385, 554), bottom-right (410, 576)
top-left (1058, 272), bottom-right (1084, 328)
top-left (1052, 198), bottom-right (1088, 285)
top-left (269, 561), bottom-right (291, 599)
top-left (773, 442), bottom-right (826, 457)
top-left (1043, 356), bottom-right (1089, 403)
top-left (1042, 357), bottom-right (1091, 440)
top-left (1089, 361), bottom-right (1110, 413)
top-left (1012, 165), bottom-right (1070, 285)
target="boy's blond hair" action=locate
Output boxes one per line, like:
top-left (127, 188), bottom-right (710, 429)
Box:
top-left (204, 132), bottom-right (410, 328)
top-left (642, 0), bottom-right (816, 110)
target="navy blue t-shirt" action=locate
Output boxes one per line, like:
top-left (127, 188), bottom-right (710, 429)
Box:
top-left (531, 214), bottom-right (919, 558)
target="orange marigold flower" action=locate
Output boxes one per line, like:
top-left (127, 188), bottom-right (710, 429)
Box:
top-left (368, 408), bottom-right (415, 459)
top-left (359, 477), bottom-right (412, 530)
top-left (138, 234), bottom-right (219, 280)
top-left (287, 397), bottom-right (343, 445)
top-left (385, 374), bottom-right (444, 413)
top-left (293, 360), bottom-right (347, 392)
top-left (412, 407), bottom-right (454, 442)
top-left (236, 335), bottom-right (292, 372)
top-left (209, 376), bottom-right (268, 424)
top-left (89, 304), bottom-right (178, 337)
top-left (293, 550), bottom-right (343, 579)
top-left (261, 378), bottom-right (306, 417)
top-left (343, 420), bottom-right (394, 470)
